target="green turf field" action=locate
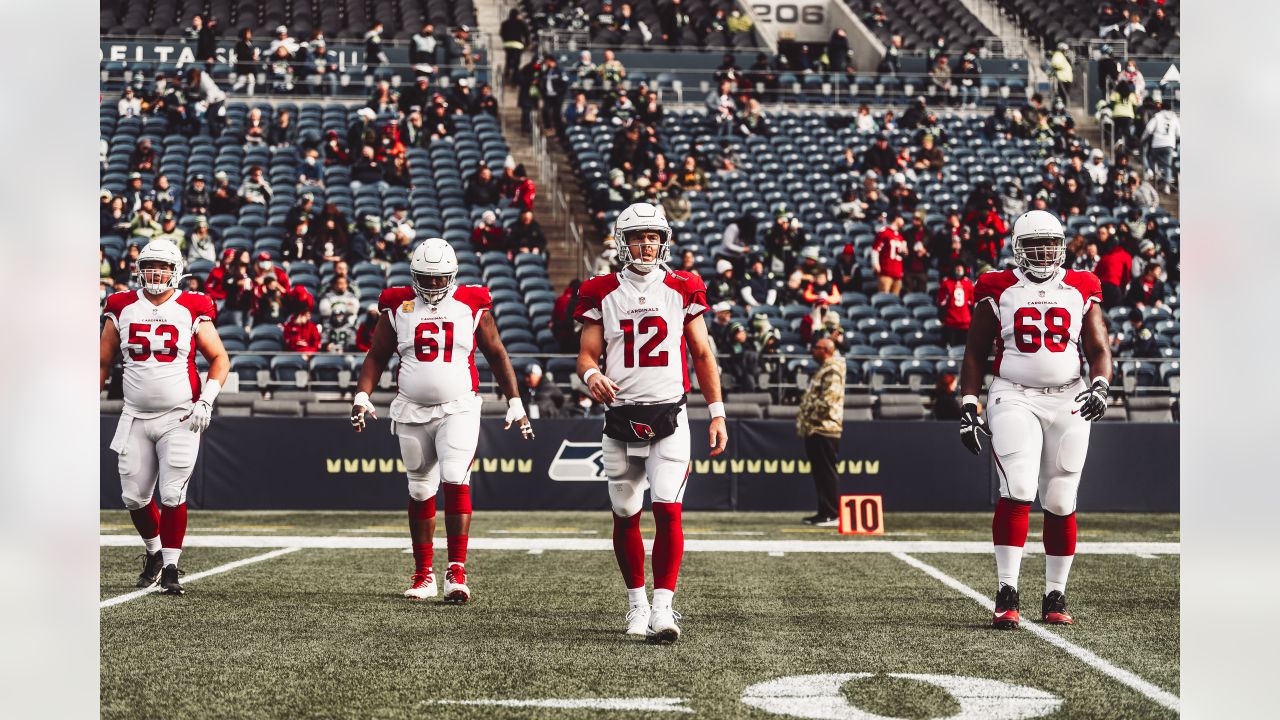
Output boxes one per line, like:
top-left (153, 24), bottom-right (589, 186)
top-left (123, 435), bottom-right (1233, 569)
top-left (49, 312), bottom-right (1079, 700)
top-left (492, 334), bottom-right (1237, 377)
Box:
top-left (100, 511), bottom-right (1179, 719)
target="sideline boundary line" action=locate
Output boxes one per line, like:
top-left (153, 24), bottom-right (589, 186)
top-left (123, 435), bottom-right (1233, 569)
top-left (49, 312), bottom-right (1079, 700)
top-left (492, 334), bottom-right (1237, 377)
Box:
top-left (100, 535), bottom-right (1180, 555)
top-left (99, 547), bottom-right (301, 608)
top-left (891, 551), bottom-right (1180, 714)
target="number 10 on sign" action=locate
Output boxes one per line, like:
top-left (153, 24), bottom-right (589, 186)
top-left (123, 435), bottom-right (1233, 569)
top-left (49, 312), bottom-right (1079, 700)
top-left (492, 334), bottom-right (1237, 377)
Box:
top-left (839, 495), bottom-right (884, 535)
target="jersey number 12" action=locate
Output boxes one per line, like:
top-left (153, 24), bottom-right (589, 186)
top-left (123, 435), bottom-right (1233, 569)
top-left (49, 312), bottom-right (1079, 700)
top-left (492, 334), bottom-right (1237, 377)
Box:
top-left (619, 316), bottom-right (669, 368)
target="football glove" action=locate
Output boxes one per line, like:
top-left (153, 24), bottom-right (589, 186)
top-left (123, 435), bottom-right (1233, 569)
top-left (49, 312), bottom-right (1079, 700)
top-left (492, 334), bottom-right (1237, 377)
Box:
top-left (959, 402), bottom-right (990, 455)
top-left (1074, 378), bottom-right (1110, 422)
top-left (182, 400), bottom-right (213, 433)
top-left (351, 392), bottom-right (377, 432)
top-left (505, 398), bottom-right (535, 440)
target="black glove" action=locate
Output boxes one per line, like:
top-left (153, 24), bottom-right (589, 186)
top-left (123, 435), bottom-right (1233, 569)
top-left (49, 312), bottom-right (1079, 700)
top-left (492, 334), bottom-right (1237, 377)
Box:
top-left (959, 402), bottom-right (990, 455)
top-left (1074, 378), bottom-right (1110, 422)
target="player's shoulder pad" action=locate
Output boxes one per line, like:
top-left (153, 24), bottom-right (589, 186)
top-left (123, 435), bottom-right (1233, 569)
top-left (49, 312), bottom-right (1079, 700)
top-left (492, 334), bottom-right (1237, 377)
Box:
top-left (577, 272), bottom-right (621, 302)
top-left (666, 269), bottom-right (707, 293)
top-left (177, 290), bottom-right (217, 317)
top-left (103, 290), bottom-right (140, 318)
top-left (1062, 269), bottom-right (1103, 299)
top-left (452, 284), bottom-right (493, 312)
top-left (378, 286), bottom-right (417, 313)
top-left (973, 269), bottom-right (1018, 301)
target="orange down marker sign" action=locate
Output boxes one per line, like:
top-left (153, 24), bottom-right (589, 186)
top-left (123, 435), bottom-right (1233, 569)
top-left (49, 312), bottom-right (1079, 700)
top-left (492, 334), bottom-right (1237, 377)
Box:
top-left (839, 495), bottom-right (885, 535)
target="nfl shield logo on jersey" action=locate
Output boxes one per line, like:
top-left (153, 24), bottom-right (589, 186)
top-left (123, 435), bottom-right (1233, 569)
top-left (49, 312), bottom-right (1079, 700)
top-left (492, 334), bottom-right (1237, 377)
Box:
top-left (630, 420), bottom-right (656, 440)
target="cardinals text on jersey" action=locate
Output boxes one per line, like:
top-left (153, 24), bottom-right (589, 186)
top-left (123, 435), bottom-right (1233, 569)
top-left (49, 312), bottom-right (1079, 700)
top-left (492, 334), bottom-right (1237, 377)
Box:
top-left (379, 285), bottom-right (492, 409)
top-left (574, 270), bottom-right (708, 403)
top-left (976, 268), bottom-right (1102, 388)
top-left (104, 290), bottom-right (216, 416)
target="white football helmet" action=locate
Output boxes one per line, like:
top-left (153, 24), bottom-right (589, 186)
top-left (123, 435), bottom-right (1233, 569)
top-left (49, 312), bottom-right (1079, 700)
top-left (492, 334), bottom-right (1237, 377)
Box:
top-left (410, 237), bottom-right (459, 305)
top-left (134, 238), bottom-right (185, 295)
top-left (1011, 210), bottom-right (1066, 280)
top-left (613, 202), bottom-right (672, 272)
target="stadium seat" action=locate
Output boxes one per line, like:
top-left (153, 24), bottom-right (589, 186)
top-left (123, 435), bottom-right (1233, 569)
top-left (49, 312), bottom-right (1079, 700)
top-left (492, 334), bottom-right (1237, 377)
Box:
top-left (270, 355), bottom-right (309, 386)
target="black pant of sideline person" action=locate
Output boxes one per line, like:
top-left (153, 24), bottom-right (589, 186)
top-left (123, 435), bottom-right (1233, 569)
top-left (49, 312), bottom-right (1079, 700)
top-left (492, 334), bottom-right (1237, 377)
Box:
top-left (804, 434), bottom-right (841, 522)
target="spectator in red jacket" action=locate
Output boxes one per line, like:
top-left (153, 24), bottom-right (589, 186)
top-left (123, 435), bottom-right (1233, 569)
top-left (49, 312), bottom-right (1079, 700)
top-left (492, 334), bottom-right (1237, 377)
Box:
top-left (510, 164), bottom-right (536, 211)
top-left (252, 251), bottom-right (291, 294)
top-left (1092, 225), bottom-right (1131, 308)
top-left (282, 310), bottom-right (322, 353)
top-left (802, 267), bottom-right (842, 307)
top-left (871, 213), bottom-right (909, 294)
top-left (470, 210), bottom-right (507, 252)
top-left (965, 196), bottom-right (1008, 266)
top-left (551, 279), bottom-right (582, 352)
top-left (1124, 263), bottom-right (1167, 310)
top-left (205, 248), bottom-right (239, 301)
top-left (937, 262), bottom-right (975, 347)
top-left (355, 304), bottom-right (380, 352)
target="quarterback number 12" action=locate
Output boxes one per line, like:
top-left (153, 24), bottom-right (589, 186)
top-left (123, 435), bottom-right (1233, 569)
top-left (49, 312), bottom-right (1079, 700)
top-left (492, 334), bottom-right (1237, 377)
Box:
top-left (414, 321), bottom-right (455, 362)
top-left (619, 316), bottom-right (669, 368)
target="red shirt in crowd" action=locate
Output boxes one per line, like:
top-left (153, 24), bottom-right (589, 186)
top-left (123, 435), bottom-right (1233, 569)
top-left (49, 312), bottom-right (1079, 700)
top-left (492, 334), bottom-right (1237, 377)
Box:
top-left (1094, 246), bottom-right (1133, 288)
top-left (872, 227), bottom-right (908, 279)
top-left (937, 276), bottom-right (976, 329)
top-left (282, 314), bottom-right (322, 353)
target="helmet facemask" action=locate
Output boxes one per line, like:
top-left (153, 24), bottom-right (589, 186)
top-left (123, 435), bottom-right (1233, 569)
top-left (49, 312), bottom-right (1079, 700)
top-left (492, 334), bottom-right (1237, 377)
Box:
top-left (1013, 234), bottom-right (1066, 280)
top-left (617, 228), bottom-right (671, 273)
top-left (412, 270), bottom-right (456, 305)
top-left (136, 260), bottom-right (180, 295)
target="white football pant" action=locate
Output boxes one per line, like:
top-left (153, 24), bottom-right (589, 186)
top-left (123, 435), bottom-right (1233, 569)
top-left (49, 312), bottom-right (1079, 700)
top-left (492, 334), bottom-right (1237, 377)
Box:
top-left (395, 409), bottom-right (480, 501)
top-left (112, 408), bottom-right (200, 509)
top-left (987, 377), bottom-right (1092, 516)
top-left (603, 406), bottom-right (692, 516)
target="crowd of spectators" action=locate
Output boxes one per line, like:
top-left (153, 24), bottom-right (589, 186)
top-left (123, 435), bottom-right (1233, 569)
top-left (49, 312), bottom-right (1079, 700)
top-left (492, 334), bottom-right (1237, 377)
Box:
top-left (102, 38), bottom-right (553, 357)
top-left (525, 0), bottom-right (756, 48)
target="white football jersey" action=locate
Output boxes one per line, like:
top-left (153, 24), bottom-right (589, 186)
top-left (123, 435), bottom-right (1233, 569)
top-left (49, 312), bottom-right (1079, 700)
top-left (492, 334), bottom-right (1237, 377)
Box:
top-left (104, 290), bottom-right (216, 417)
top-left (379, 285), bottom-right (491, 414)
top-left (975, 268), bottom-right (1102, 387)
top-left (575, 269), bottom-right (708, 403)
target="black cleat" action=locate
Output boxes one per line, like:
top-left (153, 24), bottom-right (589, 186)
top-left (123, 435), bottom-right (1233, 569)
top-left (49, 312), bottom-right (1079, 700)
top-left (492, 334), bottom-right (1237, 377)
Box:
top-left (136, 550), bottom-right (164, 588)
top-left (992, 584), bottom-right (1021, 629)
top-left (1042, 590), bottom-right (1073, 624)
top-left (160, 564), bottom-right (185, 595)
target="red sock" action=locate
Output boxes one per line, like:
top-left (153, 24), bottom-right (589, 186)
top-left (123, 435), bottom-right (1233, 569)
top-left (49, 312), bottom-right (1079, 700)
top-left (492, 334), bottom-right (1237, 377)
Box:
top-left (651, 502), bottom-right (684, 592)
top-left (409, 498), bottom-right (436, 574)
top-left (612, 510), bottom-right (646, 589)
top-left (1042, 511), bottom-right (1078, 556)
top-left (129, 498), bottom-right (160, 541)
top-left (159, 503), bottom-right (187, 550)
top-left (444, 485), bottom-right (471, 564)
top-left (992, 497), bottom-right (1030, 547)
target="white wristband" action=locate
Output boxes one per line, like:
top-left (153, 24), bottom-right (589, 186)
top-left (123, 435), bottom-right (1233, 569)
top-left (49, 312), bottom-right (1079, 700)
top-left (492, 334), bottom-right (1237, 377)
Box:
top-left (961, 394), bottom-right (979, 408)
top-left (508, 397), bottom-right (525, 412)
top-left (707, 401), bottom-right (726, 419)
top-left (582, 368), bottom-right (600, 384)
top-left (1091, 377), bottom-right (1109, 388)
top-left (354, 391), bottom-right (371, 406)
top-left (201, 379), bottom-right (222, 406)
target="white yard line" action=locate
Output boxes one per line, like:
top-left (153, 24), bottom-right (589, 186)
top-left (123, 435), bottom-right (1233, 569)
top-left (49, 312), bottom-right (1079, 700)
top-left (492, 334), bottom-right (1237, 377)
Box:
top-left (99, 547), bottom-right (301, 608)
top-left (428, 698), bottom-right (693, 713)
top-left (101, 534), bottom-right (1180, 555)
top-left (891, 552), bottom-right (1180, 714)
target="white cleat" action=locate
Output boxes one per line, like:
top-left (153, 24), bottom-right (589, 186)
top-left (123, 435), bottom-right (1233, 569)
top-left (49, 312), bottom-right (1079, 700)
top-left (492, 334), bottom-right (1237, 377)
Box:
top-left (404, 571), bottom-right (438, 600)
top-left (625, 603), bottom-right (652, 637)
top-left (647, 607), bottom-right (682, 644)
top-left (443, 563), bottom-right (471, 603)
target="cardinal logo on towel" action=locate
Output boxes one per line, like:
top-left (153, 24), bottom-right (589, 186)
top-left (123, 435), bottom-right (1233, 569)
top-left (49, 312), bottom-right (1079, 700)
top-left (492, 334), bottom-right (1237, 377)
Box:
top-left (630, 420), bottom-right (656, 440)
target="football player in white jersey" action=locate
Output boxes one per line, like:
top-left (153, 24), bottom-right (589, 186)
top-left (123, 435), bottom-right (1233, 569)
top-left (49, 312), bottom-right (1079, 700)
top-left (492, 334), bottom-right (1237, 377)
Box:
top-left (100, 239), bottom-right (230, 595)
top-left (350, 238), bottom-right (534, 603)
top-left (959, 210), bottom-right (1112, 628)
top-left (574, 202), bottom-right (728, 643)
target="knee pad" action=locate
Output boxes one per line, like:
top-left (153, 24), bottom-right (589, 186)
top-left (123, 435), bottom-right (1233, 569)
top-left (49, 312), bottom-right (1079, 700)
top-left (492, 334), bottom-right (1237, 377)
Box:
top-left (609, 479), bottom-right (646, 517)
top-left (443, 483), bottom-right (471, 514)
top-left (1041, 487), bottom-right (1079, 517)
top-left (407, 473), bottom-right (441, 502)
top-left (120, 490), bottom-right (151, 511)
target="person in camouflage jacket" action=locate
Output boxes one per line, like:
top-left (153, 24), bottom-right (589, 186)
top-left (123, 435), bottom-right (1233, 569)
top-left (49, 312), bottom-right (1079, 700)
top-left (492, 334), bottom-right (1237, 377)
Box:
top-left (796, 338), bottom-right (845, 525)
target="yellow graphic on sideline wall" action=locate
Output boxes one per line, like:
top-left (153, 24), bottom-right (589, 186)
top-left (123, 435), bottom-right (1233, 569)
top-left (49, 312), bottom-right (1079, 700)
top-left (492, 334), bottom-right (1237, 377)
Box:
top-left (325, 457), bottom-right (877, 476)
top-left (325, 457), bottom-right (535, 475)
